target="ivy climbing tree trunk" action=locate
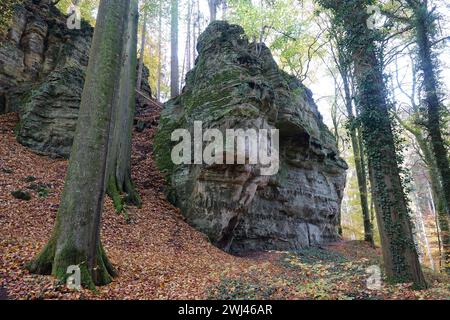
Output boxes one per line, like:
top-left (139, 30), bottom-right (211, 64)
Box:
top-left (395, 115), bottom-right (450, 274)
top-left (407, 0), bottom-right (450, 219)
top-left (106, 0), bottom-right (141, 215)
top-left (27, 0), bottom-right (130, 288)
top-left (342, 67), bottom-right (374, 245)
top-left (331, 31), bottom-right (374, 244)
top-left (318, 0), bottom-right (427, 288)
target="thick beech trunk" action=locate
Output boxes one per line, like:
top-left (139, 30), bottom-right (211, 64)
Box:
top-left (28, 0), bottom-right (130, 288)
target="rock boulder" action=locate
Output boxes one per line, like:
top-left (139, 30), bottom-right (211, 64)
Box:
top-left (154, 21), bottom-right (348, 254)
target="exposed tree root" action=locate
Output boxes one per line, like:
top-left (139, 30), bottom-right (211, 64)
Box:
top-left (107, 176), bottom-right (124, 213)
top-left (124, 175), bottom-right (142, 208)
top-left (28, 239), bottom-right (115, 290)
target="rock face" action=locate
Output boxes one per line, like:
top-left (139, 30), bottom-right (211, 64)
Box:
top-left (0, 0), bottom-right (152, 158)
top-left (154, 21), bottom-right (348, 254)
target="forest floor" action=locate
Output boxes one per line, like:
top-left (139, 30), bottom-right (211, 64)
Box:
top-left (0, 112), bottom-right (449, 300)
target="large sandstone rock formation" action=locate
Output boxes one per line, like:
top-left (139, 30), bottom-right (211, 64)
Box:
top-left (0, 0), bottom-right (152, 158)
top-left (154, 21), bottom-right (348, 254)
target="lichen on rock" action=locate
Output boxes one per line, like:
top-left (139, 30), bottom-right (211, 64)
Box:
top-left (154, 21), bottom-right (348, 254)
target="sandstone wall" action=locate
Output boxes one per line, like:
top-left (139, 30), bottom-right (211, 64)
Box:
top-left (0, 1), bottom-right (152, 158)
top-left (155, 21), bottom-right (348, 253)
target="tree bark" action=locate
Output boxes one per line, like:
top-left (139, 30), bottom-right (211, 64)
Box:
top-left (136, 8), bottom-right (148, 91)
top-left (192, 0), bottom-right (199, 65)
top-left (410, 1), bottom-right (450, 219)
top-left (157, 0), bottom-right (162, 101)
top-left (342, 69), bottom-right (374, 245)
top-left (208, 0), bottom-right (217, 22)
top-left (186, 0), bottom-right (192, 72)
top-left (319, 0), bottom-right (427, 288)
top-left (106, 0), bottom-right (141, 215)
top-left (398, 118), bottom-right (450, 274)
top-left (170, 0), bottom-right (179, 98)
top-left (27, 0), bottom-right (130, 288)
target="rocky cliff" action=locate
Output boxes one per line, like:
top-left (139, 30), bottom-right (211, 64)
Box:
top-left (154, 21), bottom-right (348, 254)
top-left (0, 0), bottom-right (152, 158)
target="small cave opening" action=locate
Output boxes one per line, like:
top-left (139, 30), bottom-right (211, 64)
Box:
top-left (217, 215), bottom-right (240, 252)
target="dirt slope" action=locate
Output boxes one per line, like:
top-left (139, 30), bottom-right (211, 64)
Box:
top-left (0, 112), bottom-right (448, 300)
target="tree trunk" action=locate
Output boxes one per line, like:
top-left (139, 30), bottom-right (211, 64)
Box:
top-left (157, 0), bottom-right (162, 101)
top-left (136, 9), bottom-right (148, 91)
top-left (397, 118), bottom-right (450, 274)
top-left (27, 0), bottom-right (130, 288)
top-left (186, 0), bottom-right (192, 72)
top-left (319, 0), bottom-right (427, 288)
top-left (106, 0), bottom-right (141, 215)
top-left (413, 193), bottom-right (435, 270)
top-left (222, 0), bottom-right (228, 20)
top-left (420, 142), bottom-right (450, 274)
top-left (208, 0), bottom-right (217, 22)
top-left (341, 66), bottom-right (374, 245)
top-left (355, 26), bottom-right (426, 290)
top-left (192, 0), bottom-right (199, 65)
top-left (170, 0), bottom-right (179, 98)
top-left (411, 1), bottom-right (450, 219)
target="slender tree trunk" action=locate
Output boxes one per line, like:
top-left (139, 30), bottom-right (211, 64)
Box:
top-left (222, 0), bottom-right (228, 20)
top-left (341, 67), bottom-right (374, 245)
top-left (192, 0), bottom-right (199, 65)
top-left (411, 1), bottom-right (450, 219)
top-left (157, 0), bottom-right (162, 101)
top-left (319, 0), bottom-right (427, 288)
top-left (137, 9), bottom-right (148, 91)
top-left (106, 0), bottom-right (141, 215)
top-left (186, 0), bottom-right (192, 72)
top-left (395, 113), bottom-right (450, 274)
top-left (181, 0), bottom-right (192, 91)
top-left (415, 134), bottom-right (450, 274)
top-left (170, 0), bottom-right (179, 98)
top-left (418, 200), bottom-right (435, 270)
top-left (27, 0), bottom-right (130, 288)
top-left (208, 0), bottom-right (217, 22)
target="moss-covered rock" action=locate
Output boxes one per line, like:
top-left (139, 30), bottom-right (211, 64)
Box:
top-left (155, 21), bottom-right (348, 254)
top-left (0, 0), bottom-right (152, 158)
top-left (11, 189), bottom-right (31, 201)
